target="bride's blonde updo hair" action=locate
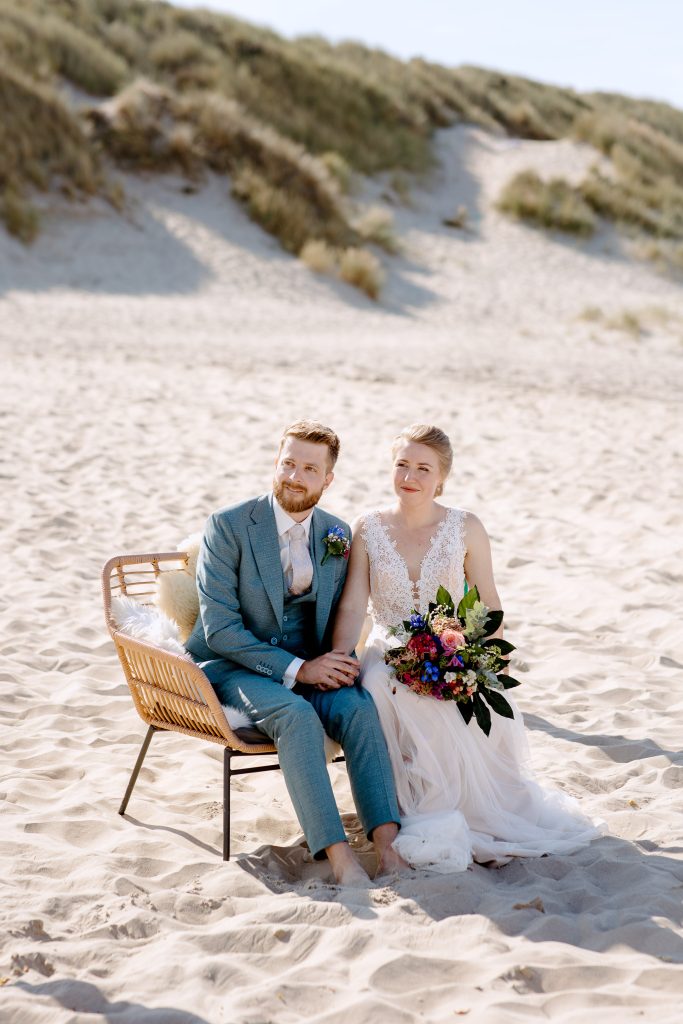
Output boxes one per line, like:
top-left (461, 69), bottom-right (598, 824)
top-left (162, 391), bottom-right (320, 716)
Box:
top-left (392, 423), bottom-right (453, 497)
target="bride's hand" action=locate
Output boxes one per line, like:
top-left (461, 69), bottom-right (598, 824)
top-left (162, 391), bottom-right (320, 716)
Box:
top-left (296, 650), bottom-right (359, 690)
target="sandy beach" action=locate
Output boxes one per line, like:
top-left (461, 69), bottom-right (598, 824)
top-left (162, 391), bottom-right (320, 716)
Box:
top-left (1, 125), bottom-right (683, 1022)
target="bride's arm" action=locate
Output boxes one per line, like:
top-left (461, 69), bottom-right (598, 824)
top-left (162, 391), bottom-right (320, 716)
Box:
top-left (463, 513), bottom-right (506, 656)
top-left (331, 516), bottom-right (371, 655)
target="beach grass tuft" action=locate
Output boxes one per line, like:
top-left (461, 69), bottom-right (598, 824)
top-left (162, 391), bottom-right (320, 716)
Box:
top-left (498, 171), bottom-right (596, 236)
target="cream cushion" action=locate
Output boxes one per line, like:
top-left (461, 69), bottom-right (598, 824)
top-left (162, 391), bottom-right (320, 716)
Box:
top-left (155, 533), bottom-right (202, 642)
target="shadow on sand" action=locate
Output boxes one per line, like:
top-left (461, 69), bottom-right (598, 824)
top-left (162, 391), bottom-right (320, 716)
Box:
top-left (13, 979), bottom-right (211, 1023)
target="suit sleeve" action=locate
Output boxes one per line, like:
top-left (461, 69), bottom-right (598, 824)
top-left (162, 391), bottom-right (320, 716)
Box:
top-left (197, 511), bottom-right (296, 682)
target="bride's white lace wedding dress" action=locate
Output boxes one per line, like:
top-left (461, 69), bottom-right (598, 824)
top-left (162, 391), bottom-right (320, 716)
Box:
top-left (359, 508), bottom-right (603, 873)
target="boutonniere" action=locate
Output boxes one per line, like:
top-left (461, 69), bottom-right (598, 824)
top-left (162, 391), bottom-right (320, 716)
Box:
top-left (321, 525), bottom-right (351, 565)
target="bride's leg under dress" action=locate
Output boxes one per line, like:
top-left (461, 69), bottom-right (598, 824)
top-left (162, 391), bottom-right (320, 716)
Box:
top-left (360, 636), bottom-right (604, 873)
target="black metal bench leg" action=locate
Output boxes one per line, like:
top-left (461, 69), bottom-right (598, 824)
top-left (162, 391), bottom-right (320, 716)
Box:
top-left (223, 749), bottom-right (232, 861)
top-left (119, 725), bottom-right (157, 815)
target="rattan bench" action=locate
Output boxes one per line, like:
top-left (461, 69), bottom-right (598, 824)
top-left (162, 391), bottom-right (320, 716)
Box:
top-left (102, 550), bottom-right (343, 860)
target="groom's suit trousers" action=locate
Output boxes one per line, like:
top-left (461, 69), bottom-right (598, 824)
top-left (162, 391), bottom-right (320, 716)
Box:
top-left (198, 656), bottom-right (400, 858)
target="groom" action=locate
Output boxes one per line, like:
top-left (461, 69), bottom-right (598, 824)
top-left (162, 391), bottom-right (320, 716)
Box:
top-left (185, 420), bottom-right (403, 883)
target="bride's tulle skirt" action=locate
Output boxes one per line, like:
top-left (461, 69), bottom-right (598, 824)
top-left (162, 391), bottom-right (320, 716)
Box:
top-left (360, 626), bottom-right (605, 873)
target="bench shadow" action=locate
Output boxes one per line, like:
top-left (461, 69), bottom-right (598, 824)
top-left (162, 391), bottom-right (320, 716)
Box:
top-left (120, 813), bottom-right (220, 859)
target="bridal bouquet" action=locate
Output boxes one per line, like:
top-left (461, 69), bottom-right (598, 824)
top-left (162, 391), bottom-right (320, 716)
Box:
top-left (384, 585), bottom-right (520, 736)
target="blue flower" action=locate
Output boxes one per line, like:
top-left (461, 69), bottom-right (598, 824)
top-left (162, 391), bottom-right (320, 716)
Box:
top-left (409, 613), bottom-right (426, 630)
top-left (420, 661), bottom-right (440, 683)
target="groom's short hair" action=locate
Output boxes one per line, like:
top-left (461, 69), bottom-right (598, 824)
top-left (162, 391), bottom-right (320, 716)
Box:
top-left (279, 420), bottom-right (340, 469)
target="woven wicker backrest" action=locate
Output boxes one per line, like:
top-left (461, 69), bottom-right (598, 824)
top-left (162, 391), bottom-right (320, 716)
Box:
top-left (102, 553), bottom-right (275, 754)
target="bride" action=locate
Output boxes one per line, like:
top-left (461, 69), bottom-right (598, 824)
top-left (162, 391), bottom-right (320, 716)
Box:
top-left (332, 423), bottom-right (603, 872)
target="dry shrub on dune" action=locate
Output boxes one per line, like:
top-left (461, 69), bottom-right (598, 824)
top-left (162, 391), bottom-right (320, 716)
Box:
top-left (87, 82), bottom-right (357, 253)
top-left (354, 206), bottom-right (399, 253)
top-left (300, 239), bottom-right (339, 275)
top-left (1, 188), bottom-right (39, 244)
top-left (498, 170), bottom-right (596, 236)
top-left (87, 79), bottom-right (195, 173)
top-left (339, 247), bottom-right (384, 299)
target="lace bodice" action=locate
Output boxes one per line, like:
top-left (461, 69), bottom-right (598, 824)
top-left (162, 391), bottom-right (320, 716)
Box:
top-left (360, 508), bottom-right (466, 629)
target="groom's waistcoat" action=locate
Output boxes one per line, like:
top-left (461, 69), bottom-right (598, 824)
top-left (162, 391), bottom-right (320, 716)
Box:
top-left (282, 585), bottom-right (317, 662)
top-left (185, 493), bottom-right (350, 683)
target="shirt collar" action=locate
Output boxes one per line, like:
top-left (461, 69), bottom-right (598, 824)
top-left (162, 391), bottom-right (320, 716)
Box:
top-left (272, 493), bottom-right (314, 539)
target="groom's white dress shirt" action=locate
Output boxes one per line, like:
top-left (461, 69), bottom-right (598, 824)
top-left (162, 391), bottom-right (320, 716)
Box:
top-left (272, 495), bottom-right (314, 689)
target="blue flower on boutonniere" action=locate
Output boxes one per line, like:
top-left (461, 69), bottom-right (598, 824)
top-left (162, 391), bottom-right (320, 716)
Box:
top-left (321, 525), bottom-right (351, 565)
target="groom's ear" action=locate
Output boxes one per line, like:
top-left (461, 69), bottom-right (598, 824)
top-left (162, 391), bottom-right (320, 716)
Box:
top-left (323, 469), bottom-right (334, 490)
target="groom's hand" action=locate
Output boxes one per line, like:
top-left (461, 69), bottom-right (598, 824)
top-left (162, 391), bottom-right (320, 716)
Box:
top-left (296, 650), bottom-right (359, 690)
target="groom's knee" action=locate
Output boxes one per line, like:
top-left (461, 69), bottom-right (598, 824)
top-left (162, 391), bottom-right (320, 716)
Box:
top-left (329, 684), bottom-right (380, 733)
top-left (268, 695), bottom-right (325, 745)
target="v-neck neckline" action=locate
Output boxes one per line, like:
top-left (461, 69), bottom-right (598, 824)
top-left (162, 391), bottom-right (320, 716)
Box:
top-left (376, 509), bottom-right (452, 590)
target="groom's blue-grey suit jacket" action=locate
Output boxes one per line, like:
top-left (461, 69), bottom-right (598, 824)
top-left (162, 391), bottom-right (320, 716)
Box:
top-left (185, 493), bottom-right (351, 681)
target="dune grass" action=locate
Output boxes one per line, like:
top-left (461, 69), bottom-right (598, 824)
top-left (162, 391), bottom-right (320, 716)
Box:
top-left (498, 171), bottom-right (596, 236)
top-left (0, 61), bottom-right (102, 240)
top-left (2, 0), bottom-right (683, 290)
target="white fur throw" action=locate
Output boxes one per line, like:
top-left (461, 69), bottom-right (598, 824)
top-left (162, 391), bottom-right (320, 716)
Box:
top-left (110, 596), bottom-right (188, 657)
top-left (109, 594), bottom-right (252, 731)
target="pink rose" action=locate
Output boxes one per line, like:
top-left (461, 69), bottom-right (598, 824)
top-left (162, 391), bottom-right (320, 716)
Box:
top-left (440, 629), bottom-right (465, 652)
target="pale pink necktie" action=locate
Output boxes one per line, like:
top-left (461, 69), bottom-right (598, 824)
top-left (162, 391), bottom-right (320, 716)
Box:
top-left (288, 523), bottom-right (313, 595)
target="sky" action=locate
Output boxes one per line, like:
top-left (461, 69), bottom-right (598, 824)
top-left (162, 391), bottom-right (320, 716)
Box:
top-left (172, 0), bottom-right (683, 109)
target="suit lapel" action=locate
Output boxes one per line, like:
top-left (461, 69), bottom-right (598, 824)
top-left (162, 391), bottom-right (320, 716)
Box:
top-left (311, 509), bottom-right (336, 641)
top-left (247, 495), bottom-right (284, 628)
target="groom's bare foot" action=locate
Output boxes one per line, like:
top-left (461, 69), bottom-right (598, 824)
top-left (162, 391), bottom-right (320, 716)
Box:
top-left (372, 822), bottom-right (413, 877)
top-left (326, 841), bottom-right (371, 886)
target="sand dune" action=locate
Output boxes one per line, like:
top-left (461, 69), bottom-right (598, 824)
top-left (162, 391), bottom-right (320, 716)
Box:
top-left (1, 125), bottom-right (683, 1022)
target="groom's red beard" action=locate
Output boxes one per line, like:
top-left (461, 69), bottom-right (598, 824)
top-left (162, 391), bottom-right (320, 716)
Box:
top-left (273, 478), bottom-right (324, 514)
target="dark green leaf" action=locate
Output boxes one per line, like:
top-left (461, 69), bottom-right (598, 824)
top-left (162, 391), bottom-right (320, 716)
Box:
top-left (482, 609), bottom-right (504, 636)
top-left (500, 674), bottom-right (522, 689)
top-left (483, 689), bottom-right (515, 719)
top-left (435, 585), bottom-right (454, 610)
top-left (482, 637), bottom-right (516, 655)
top-left (458, 700), bottom-right (474, 725)
top-left (473, 693), bottom-right (491, 736)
